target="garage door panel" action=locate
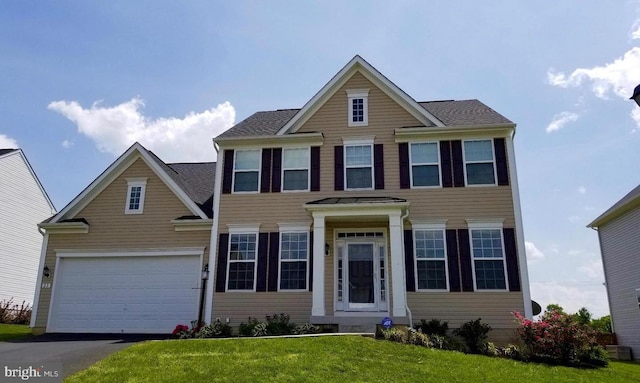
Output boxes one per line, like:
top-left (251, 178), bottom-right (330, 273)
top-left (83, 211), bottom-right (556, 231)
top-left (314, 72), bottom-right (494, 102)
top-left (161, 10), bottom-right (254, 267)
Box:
top-left (49, 255), bottom-right (200, 333)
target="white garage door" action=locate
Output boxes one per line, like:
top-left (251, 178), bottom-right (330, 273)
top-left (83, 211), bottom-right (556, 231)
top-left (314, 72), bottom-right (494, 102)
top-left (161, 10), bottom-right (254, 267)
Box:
top-left (48, 255), bottom-right (200, 333)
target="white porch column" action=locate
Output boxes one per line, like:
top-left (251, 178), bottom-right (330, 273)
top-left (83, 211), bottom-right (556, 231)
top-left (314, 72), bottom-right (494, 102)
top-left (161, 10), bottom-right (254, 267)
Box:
top-left (311, 213), bottom-right (325, 316)
top-left (389, 212), bottom-right (407, 317)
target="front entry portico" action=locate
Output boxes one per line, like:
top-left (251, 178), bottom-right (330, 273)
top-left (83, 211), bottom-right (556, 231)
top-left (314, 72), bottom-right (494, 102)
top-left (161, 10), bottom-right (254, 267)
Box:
top-left (304, 197), bottom-right (410, 324)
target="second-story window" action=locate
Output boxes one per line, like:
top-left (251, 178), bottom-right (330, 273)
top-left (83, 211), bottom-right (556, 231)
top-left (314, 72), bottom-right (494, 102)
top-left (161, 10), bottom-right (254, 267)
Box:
top-left (345, 144), bottom-right (373, 190)
top-left (282, 148), bottom-right (310, 191)
top-left (233, 149), bottom-right (260, 192)
top-left (463, 140), bottom-right (496, 186)
top-left (410, 142), bottom-right (440, 187)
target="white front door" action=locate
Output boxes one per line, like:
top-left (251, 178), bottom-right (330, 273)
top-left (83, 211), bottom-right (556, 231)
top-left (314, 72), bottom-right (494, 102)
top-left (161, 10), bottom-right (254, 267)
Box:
top-left (336, 233), bottom-right (388, 312)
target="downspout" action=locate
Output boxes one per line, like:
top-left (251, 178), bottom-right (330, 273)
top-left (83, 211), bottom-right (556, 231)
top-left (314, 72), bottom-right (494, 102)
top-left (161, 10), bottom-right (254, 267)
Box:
top-left (400, 208), bottom-right (412, 328)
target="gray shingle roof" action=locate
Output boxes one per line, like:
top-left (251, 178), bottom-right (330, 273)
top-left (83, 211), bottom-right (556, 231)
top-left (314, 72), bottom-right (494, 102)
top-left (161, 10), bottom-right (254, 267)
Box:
top-left (146, 150), bottom-right (216, 218)
top-left (419, 99), bottom-right (513, 126)
top-left (588, 184), bottom-right (640, 227)
top-left (216, 99), bottom-right (512, 139)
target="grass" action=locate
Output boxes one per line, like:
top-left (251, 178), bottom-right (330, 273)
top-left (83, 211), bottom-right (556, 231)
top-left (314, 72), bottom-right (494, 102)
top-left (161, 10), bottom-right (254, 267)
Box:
top-left (0, 323), bottom-right (32, 342)
top-left (65, 336), bottom-right (640, 383)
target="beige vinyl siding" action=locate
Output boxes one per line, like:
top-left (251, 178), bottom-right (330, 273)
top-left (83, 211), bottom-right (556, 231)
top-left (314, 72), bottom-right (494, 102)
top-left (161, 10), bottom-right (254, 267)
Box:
top-left (212, 293), bottom-right (311, 327)
top-left (35, 158), bottom-right (211, 329)
top-left (598, 206), bottom-right (640, 358)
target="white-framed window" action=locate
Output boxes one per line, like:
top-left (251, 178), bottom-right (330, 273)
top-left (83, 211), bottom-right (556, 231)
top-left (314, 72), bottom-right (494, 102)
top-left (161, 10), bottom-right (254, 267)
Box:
top-left (414, 229), bottom-right (448, 290)
top-left (463, 140), bottom-right (496, 186)
top-left (282, 147), bottom-right (310, 192)
top-left (279, 231), bottom-right (309, 290)
top-left (233, 149), bottom-right (261, 193)
top-left (410, 142), bottom-right (441, 187)
top-left (227, 232), bottom-right (258, 290)
top-left (469, 227), bottom-right (507, 291)
top-left (345, 144), bottom-right (373, 190)
top-left (347, 89), bottom-right (369, 127)
top-left (125, 178), bottom-right (147, 214)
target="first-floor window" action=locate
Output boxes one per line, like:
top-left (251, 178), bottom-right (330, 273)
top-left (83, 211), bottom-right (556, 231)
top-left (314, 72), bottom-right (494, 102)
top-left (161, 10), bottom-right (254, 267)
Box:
top-left (279, 232), bottom-right (308, 290)
top-left (471, 229), bottom-right (507, 290)
top-left (414, 229), bottom-right (447, 290)
top-left (227, 233), bottom-right (257, 290)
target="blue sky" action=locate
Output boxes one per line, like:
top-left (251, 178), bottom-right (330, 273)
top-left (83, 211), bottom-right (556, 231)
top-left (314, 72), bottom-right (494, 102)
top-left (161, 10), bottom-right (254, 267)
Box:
top-left (2, 1), bottom-right (639, 318)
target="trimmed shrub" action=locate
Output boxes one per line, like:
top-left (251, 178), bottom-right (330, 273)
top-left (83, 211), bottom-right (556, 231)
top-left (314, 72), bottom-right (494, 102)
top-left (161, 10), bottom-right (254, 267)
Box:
top-left (382, 328), bottom-right (407, 343)
top-left (293, 323), bottom-right (319, 335)
top-left (513, 311), bottom-right (608, 367)
top-left (453, 318), bottom-right (492, 354)
top-left (407, 328), bottom-right (431, 347)
top-left (252, 322), bottom-right (269, 337)
top-left (265, 313), bottom-right (295, 335)
top-left (239, 317), bottom-right (261, 337)
top-left (416, 319), bottom-right (449, 337)
top-left (195, 319), bottom-right (232, 338)
top-left (0, 299), bottom-right (32, 325)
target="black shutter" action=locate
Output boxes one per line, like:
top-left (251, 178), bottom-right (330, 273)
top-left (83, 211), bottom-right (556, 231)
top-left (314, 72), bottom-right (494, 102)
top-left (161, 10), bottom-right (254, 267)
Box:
top-left (440, 141), bottom-right (453, 188)
top-left (311, 147), bottom-right (320, 192)
top-left (222, 150), bottom-right (234, 194)
top-left (268, 232), bottom-right (279, 292)
top-left (261, 149), bottom-right (272, 193)
top-left (374, 144), bottom-right (385, 190)
top-left (494, 138), bottom-right (509, 186)
top-left (446, 230), bottom-right (461, 292)
top-left (503, 228), bottom-right (521, 291)
top-left (256, 233), bottom-right (269, 292)
top-left (215, 233), bottom-right (229, 292)
top-left (308, 232), bottom-right (314, 292)
top-left (271, 148), bottom-right (282, 193)
top-left (404, 230), bottom-right (415, 292)
top-left (451, 140), bottom-right (465, 188)
top-left (457, 229), bottom-right (474, 291)
top-left (334, 146), bottom-right (344, 191)
top-left (399, 143), bottom-right (410, 189)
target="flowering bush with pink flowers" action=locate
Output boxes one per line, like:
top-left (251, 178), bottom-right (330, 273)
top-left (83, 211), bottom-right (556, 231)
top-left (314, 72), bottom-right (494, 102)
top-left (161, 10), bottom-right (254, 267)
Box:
top-left (513, 310), bottom-right (608, 367)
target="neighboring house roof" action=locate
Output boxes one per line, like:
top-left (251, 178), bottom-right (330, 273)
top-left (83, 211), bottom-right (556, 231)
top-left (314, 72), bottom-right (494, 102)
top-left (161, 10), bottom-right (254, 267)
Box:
top-left (588, 184), bottom-right (640, 228)
top-left (0, 148), bottom-right (56, 213)
top-left (47, 142), bottom-right (214, 223)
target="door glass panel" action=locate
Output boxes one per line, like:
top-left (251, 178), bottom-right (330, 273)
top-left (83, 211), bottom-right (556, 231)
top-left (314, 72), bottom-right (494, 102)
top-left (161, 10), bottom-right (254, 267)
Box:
top-left (348, 244), bottom-right (374, 304)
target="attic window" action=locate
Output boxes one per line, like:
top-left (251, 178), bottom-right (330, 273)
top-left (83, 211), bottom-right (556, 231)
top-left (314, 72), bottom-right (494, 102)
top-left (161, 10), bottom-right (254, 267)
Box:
top-left (347, 89), bottom-right (369, 127)
top-left (125, 178), bottom-right (147, 214)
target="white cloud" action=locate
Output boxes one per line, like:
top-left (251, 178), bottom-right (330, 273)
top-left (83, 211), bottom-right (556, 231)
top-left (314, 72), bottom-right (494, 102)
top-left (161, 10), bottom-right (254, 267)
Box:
top-left (530, 281), bottom-right (608, 318)
top-left (568, 215), bottom-right (581, 224)
top-left (547, 47), bottom-right (640, 100)
top-left (631, 19), bottom-right (640, 40)
top-left (61, 140), bottom-right (73, 149)
top-left (568, 249), bottom-right (583, 256)
top-left (578, 259), bottom-right (604, 280)
top-left (578, 186), bottom-right (587, 195)
top-left (632, 107), bottom-right (640, 133)
top-left (525, 241), bottom-right (545, 264)
top-left (546, 111), bottom-right (579, 133)
top-left (0, 134), bottom-right (19, 148)
top-left (48, 97), bottom-right (236, 162)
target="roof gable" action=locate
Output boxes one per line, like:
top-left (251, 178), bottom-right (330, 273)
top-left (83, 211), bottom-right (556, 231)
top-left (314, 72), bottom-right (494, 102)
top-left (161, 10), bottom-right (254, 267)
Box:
top-left (49, 142), bottom-right (209, 223)
top-left (588, 184), bottom-right (640, 228)
top-left (0, 148), bottom-right (55, 212)
top-left (276, 55), bottom-right (445, 135)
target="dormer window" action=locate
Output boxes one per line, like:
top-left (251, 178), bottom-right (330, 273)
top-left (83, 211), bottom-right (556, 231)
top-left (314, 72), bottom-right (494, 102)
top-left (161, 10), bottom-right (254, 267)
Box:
top-left (125, 178), bottom-right (147, 214)
top-left (347, 89), bottom-right (369, 127)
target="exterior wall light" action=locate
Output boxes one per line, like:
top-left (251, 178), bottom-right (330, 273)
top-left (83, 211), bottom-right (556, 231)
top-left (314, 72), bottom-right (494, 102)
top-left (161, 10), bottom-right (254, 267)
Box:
top-left (43, 265), bottom-right (50, 278)
top-left (631, 84), bottom-right (640, 108)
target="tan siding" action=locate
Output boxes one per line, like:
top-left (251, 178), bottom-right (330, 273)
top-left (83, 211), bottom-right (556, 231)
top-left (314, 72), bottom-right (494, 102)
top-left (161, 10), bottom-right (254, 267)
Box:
top-left (599, 207), bottom-right (640, 358)
top-left (212, 293), bottom-right (311, 326)
top-left (215, 70), bottom-right (520, 324)
top-left (35, 158), bottom-right (211, 329)
top-left (407, 292), bottom-right (525, 329)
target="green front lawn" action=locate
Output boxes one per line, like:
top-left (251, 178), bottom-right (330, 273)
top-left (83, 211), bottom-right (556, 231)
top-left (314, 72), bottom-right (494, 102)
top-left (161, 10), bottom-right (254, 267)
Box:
top-left (0, 323), bottom-right (32, 342)
top-left (66, 336), bottom-right (640, 383)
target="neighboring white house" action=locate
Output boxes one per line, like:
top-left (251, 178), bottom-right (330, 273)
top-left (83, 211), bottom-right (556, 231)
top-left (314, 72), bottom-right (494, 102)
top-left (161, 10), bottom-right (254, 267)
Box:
top-left (0, 149), bottom-right (56, 305)
top-left (588, 184), bottom-right (640, 360)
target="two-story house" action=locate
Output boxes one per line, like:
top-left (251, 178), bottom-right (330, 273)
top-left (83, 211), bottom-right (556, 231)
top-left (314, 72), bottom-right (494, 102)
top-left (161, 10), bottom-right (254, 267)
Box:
top-left (32, 56), bottom-right (531, 342)
top-left (207, 56), bottom-right (531, 341)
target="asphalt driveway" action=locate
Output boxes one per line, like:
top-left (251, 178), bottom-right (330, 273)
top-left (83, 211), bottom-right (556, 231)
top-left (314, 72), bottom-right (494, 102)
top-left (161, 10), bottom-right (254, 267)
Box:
top-left (0, 333), bottom-right (168, 379)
